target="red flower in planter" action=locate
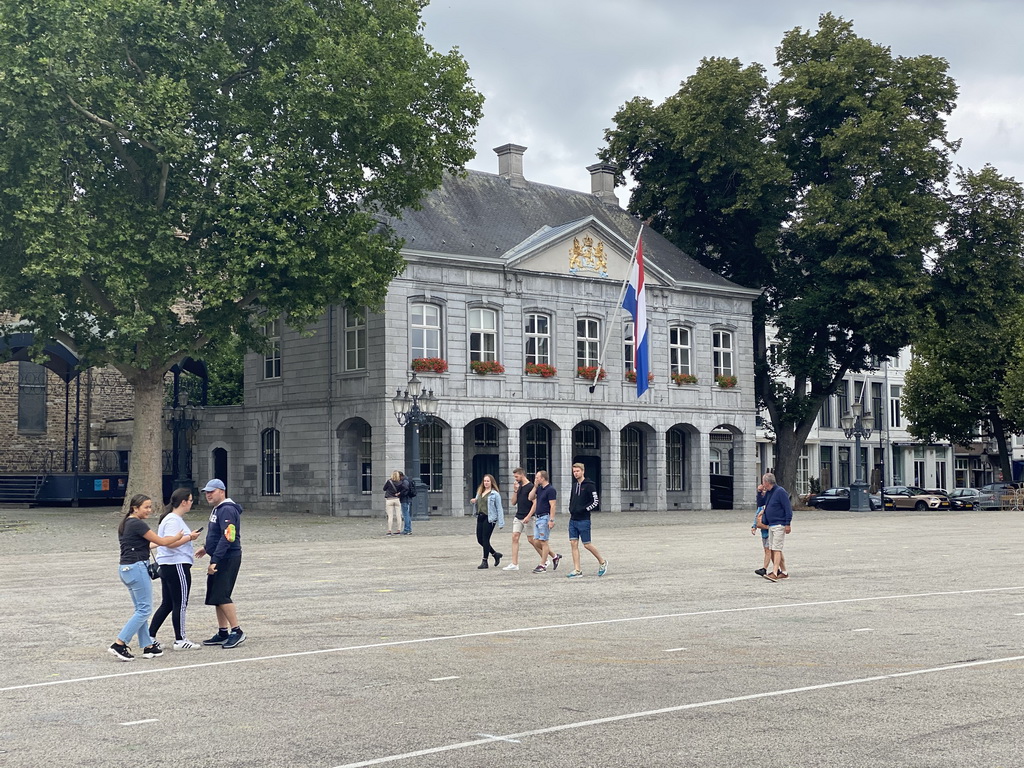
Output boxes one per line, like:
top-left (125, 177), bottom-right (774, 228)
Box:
top-left (411, 357), bottom-right (448, 374)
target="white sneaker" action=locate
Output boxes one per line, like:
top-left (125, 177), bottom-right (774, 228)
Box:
top-left (502, 563), bottom-right (519, 571)
top-left (173, 639), bottom-right (199, 650)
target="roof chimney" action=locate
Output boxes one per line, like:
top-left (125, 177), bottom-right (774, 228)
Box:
top-left (587, 162), bottom-right (618, 205)
top-left (494, 144), bottom-right (527, 189)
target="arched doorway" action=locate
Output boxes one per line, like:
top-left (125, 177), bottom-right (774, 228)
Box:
top-left (464, 418), bottom-right (506, 492)
top-left (572, 420), bottom-right (607, 497)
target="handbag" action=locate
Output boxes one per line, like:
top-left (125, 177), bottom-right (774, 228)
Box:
top-left (147, 553), bottom-right (161, 580)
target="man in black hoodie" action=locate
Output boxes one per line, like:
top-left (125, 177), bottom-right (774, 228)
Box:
top-left (566, 463), bottom-right (608, 578)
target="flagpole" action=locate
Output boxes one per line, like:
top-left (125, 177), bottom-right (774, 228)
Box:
top-left (589, 225), bottom-right (644, 395)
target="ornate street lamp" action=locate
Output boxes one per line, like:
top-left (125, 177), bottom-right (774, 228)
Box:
top-left (841, 400), bottom-right (873, 512)
top-left (392, 372), bottom-right (438, 521)
top-left (166, 388), bottom-right (202, 495)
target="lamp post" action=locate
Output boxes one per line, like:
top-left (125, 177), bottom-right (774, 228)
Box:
top-left (166, 389), bottom-right (201, 494)
top-left (392, 372), bottom-right (438, 521)
top-left (841, 400), bottom-right (873, 512)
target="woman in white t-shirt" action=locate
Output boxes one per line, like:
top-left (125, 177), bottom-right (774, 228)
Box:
top-left (149, 488), bottom-right (203, 650)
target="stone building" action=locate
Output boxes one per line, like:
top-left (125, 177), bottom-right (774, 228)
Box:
top-left (195, 146), bottom-right (760, 515)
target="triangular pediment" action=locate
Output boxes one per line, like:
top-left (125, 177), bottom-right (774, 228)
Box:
top-left (503, 217), bottom-right (667, 285)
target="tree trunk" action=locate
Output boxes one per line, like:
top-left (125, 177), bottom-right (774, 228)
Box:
top-left (122, 370), bottom-right (166, 512)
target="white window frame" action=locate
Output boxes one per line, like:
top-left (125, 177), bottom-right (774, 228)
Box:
top-left (577, 318), bottom-right (600, 369)
top-left (261, 428), bottom-right (281, 496)
top-left (669, 326), bottom-right (691, 376)
top-left (623, 321), bottom-right (635, 373)
top-left (469, 307), bottom-right (498, 362)
top-left (712, 329), bottom-right (733, 378)
top-left (411, 303), bottom-right (442, 360)
top-left (525, 313), bottom-right (551, 366)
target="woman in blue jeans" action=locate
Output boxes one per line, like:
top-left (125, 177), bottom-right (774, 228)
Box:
top-left (110, 494), bottom-right (199, 662)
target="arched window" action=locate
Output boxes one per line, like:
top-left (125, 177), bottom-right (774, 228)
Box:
top-left (261, 428), bottom-right (281, 495)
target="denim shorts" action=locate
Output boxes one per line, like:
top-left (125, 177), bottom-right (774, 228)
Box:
top-left (534, 515), bottom-right (551, 541)
top-left (568, 518), bottom-right (591, 543)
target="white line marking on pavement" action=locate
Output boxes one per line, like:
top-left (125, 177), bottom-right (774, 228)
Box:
top-left (428, 676), bottom-right (460, 681)
top-left (120, 719), bottom-right (159, 726)
top-left (852, 628), bottom-right (874, 632)
top-left (4, 585), bottom-right (1021, 693)
top-left (664, 647), bottom-right (687, 652)
top-left (476, 733), bottom-right (521, 743)
top-left (330, 654), bottom-right (1024, 768)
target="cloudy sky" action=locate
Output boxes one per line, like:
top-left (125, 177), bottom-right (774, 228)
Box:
top-left (420, 0), bottom-right (1024, 204)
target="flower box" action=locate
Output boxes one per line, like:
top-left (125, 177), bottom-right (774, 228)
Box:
top-left (411, 357), bottom-right (448, 374)
top-left (470, 360), bottom-right (505, 375)
top-left (715, 375), bottom-right (738, 389)
top-left (576, 366), bottom-right (607, 381)
top-left (524, 362), bottom-right (557, 378)
top-left (672, 373), bottom-right (698, 386)
top-left (625, 371), bottom-right (654, 384)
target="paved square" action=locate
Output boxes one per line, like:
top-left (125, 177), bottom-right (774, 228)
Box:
top-left (1, 505), bottom-right (1022, 767)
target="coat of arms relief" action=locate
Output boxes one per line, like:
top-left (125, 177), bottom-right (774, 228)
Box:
top-left (568, 235), bottom-right (609, 277)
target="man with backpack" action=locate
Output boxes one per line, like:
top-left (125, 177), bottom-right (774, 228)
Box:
top-left (399, 471), bottom-right (416, 535)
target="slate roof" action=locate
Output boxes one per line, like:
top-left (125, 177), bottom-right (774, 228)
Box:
top-left (386, 169), bottom-right (744, 291)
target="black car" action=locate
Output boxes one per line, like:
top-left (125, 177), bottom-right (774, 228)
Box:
top-left (808, 487), bottom-right (892, 511)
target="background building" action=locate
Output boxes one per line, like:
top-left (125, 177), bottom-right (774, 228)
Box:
top-left (195, 145), bottom-right (760, 515)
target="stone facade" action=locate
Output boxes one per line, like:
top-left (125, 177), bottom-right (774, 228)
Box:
top-left (195, 147), bottom-right (759, 515)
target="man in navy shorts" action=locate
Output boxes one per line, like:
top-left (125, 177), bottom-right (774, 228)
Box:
top-left (196, 479), bottom-right (246, 649)
top-left (529, 470), bottom-right (561, 573)
top-left (565, 463), bottom-right (607, 578)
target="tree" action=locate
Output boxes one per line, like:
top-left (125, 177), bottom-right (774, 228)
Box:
top-left (903, 166), bottom-right (1024, 481)
top-left (0, 0), bottom-right (483, 503)
top-left (602, 14), bottom-right (957, 494)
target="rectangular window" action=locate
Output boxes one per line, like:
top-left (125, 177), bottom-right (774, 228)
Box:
top-left (344, 308), bottom-right (367, 372)
top-left (524, 313), bottom-right (550, 366)
top-left (411, 303), bottom-right (442, 360)
top-left (797, 446), bottom-right (810, 494)
top-left (469, 308), bottom-right (497, 362)
top-left (576, 318), bottom-right (600, 369)
top-left (623, 321), bottom-right (635, 372)
top-left (359, 424), bottom-right (372, 493)
top-left (666, 428), bottom-right (686, 491)
top-left (263, 319), bottom-right (281, 380)
top-left (935, 460), bottom-right (947, 490)
top-left (421, 422), bottom-right (443, 490)
top-left (819, 395), bottom-right (833, 429)
top-left (820, 446), bottom-right (833, 489)
top-left (261, 429), bottom-right (281, 495)
top-left (712, 330), bottom-right (733, 377)
top-left (620, 427), bottom-right (642, 491)
top-left (890, 385), bottom-right (902, 428)
top-left (670, 327), bottom-right (691, 376)
top-left (837, 381), bottom-right (849, 419)
top-left (18, 361), bottom-right (47, 434)
top-left (871, 382), bottom-right (883, 431)
top-left (913, 459), bottom-right (926, 487)
top-left (838, 446), bottom-right (851, 486)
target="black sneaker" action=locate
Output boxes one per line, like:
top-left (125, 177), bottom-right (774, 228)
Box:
top-left (222, 629), bottom-right (246, 649)
top-left (754, 568), bottom-right (767, 576)
top-left (551, 553), bottom-right (562, 571)
top-left (108, 642), bottom-right (134, 662)
top-left (202, 630), bottom-right (230, 646)
top-left (142, 642), bottom-right (163, 658)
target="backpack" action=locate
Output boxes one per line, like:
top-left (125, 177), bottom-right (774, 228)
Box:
top-left (406, 480), bottom-right (417, 498)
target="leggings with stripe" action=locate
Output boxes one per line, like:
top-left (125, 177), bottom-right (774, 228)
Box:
top-left (150, 563), bottom-right (192, 642)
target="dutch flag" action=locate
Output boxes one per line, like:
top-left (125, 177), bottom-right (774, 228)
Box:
top-left (622, 234), bottom-right (650, 397)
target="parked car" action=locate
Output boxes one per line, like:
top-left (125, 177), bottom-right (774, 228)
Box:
top-left (882, 486), bottom-right (950, 511)
top-left (947, 487), bottom-right (982, 510)
top-left (976, 482), bottom-right (1020, 510)
top-left (808, 487), bottom-right (893, 511)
